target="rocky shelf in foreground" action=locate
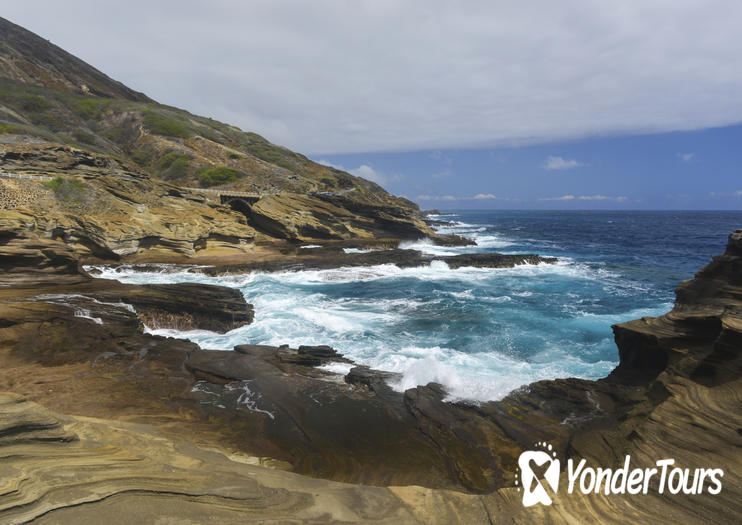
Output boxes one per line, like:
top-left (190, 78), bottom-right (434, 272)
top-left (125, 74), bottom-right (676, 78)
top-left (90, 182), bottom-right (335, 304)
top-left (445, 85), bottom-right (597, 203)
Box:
top-left (0, 230), bottom-right (741, 523)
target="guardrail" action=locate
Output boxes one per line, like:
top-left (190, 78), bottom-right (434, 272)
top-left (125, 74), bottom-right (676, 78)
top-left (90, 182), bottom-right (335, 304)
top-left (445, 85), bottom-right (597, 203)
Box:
top-left (0, 171), bottom-right (53, 182)
top-left (184, 187), bottom-right (268, 198)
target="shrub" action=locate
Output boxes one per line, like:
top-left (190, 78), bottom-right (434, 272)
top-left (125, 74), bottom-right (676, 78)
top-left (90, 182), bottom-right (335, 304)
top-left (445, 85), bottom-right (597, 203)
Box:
top-left (0, 122), bottom-right (25, 134)
top-left (102, 125), bottom-right (132, 144)
top-left (246, 143), bottom-right (297, 171)
top-left (0, 121), bottom-right (56, 140)
top-left (158, 151), bottom-right (191, 170)
top-left (19, 94), bottom-right (52, 112)
top-left (130, 149), bottom-right (151, 165)
top-left (43, 177), bottom-right (87, 203)
top-left (72, 129), bottom-right (96, 144)
top-left (28, 112), bottom-right (63, 131)
top-left (197, 166), bottom-right (243, 187)
top-left (73, 99), bottom-right (111, 120)
top-left (245, 132), bottom-right (269, 144)
top-left (143, 110), bottom-right (192, 138)
top-left (156, 151), bottom-right (192, 180)
top-left (163, 157), bottom-right (191, 180)
top-left (335, 173), bottom-right (354, 189)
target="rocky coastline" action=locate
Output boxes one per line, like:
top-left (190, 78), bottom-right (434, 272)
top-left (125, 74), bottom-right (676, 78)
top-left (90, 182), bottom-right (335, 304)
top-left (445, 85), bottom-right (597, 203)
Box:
top-left (1, 16), bottom-right (740, 523)
top-left (1, 228), bottom-right (741, 522)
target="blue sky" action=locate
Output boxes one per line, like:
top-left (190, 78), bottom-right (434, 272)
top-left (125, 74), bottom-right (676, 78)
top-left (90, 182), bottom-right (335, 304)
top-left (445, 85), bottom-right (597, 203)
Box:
top-left (316, 124), bottom-right (742, 210)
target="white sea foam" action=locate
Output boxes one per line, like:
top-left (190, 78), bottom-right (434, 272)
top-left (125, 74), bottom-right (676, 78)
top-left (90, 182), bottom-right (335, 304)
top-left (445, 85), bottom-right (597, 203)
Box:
top-left (318, 362), bottom-right (355, 375)
top-left (73, 308), bottom-right (103, 324)
top-left (426, 214), bottom-right (459, 220)
top-left (343, 247), bottom-right (377, 254)
top-left (399, 238), bottom-right (462, 256)
top-left (225, 380), bottom-right (275, 419)
top-left (88, 232), bottom-right (669, 404)
top-left (445, 289), bottom-right (475, 300)
top-left (300, 245), bottom-right (322, 249)
top-left (32, 293), bottom-right (136, 323)
top-left (85, 264), bottom-right (207, 284)
top-left (434, 225), bottom-right (487, 235)
top-left (379, 345), bottom-right (614, 403)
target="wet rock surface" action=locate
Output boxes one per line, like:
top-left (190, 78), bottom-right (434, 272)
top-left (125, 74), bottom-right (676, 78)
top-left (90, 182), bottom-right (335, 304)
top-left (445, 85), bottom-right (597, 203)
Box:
top-left (201, 248), bottom-right (555, 275)
top-left (103, 282), bottom-right (254, 333)
top-left (0, 230), bottom-right (741, 522)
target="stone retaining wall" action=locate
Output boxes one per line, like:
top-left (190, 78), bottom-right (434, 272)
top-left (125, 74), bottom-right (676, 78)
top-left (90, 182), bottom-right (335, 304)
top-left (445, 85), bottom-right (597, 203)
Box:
top-left (0, 178), bottom-right (49, 209)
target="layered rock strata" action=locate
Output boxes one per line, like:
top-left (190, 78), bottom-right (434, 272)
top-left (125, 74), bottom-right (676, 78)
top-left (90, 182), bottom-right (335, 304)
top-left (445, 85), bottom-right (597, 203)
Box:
top-left (0, 230), bottom-right (740, 523)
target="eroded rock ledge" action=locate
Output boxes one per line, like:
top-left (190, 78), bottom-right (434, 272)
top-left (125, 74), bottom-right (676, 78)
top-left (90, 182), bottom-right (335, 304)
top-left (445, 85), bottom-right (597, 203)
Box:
top-left (199, 248), bottom-right (556, 275)
top-left (1, 230), bottom-right (741, 523)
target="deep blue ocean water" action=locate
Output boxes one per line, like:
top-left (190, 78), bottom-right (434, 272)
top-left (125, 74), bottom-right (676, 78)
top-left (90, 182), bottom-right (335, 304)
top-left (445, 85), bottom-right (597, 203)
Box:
top-left (92, 210), bottom-right (742, 402)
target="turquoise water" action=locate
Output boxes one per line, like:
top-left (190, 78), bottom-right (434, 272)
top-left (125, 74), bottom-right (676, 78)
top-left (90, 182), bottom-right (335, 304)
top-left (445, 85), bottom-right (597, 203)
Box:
top-left (91, 211), bottom-right (742, 402)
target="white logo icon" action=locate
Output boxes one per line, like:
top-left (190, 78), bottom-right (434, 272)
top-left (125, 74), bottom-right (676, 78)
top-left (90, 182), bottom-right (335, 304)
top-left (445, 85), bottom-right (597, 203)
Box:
top-left (517, 442), bottom-right (560, 507)
top-left (515, 444), bottom-right (724, 506)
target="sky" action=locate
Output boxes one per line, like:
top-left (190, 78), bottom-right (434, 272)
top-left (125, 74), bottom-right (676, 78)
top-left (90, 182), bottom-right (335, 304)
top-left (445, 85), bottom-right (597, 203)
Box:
top-left (4, 1), bottom-right (742, 209)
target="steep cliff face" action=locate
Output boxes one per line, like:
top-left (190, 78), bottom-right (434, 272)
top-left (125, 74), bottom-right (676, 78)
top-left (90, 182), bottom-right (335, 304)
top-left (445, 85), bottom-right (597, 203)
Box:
top-left (611, 229), bottom-right (742, 386)
top-left (0, 16), bottom-right (437, 248)
top-left (0, 143), bottom-right (443, 257)
top-left (0, 144), bottom-right (262, 259)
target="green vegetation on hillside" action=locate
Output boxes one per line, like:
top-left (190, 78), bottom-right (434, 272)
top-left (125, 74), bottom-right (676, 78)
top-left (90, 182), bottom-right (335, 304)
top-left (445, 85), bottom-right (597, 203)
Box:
top-left (197, 166), bottom-right (243, 187)
top-left (157, 150), bottom-right (192, 180)
top-left (142, 110), bottom-right (193, 138)
top-left (71, 98), bottom-right (112, 120)
top-left (0, 76), bottom-right (395, 203)
top-left (72, 129), bottom-right (96, 144)
top-left (19, 93), bottom-right (51, 112)
top-left (43, 177), bottom-right (87, 203)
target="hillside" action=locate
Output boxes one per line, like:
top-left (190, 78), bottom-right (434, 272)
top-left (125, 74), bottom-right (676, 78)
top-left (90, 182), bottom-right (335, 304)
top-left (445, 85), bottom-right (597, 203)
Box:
top-left (0, 16), bottom-right (151, 102)
top-left (0, 16), bottom-right (447, 257)
top-left (0, 17), bottom-right (396, 198)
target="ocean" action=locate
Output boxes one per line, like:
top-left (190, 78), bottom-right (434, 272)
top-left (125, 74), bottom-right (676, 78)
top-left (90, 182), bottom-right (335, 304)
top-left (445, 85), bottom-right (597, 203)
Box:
top-left (90, 210), bottom-right (742, 403)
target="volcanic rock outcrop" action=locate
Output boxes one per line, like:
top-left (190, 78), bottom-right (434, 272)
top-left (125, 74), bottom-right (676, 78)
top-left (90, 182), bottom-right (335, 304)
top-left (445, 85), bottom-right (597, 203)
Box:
top-left (1, 225), bottom-right (741, 522)
top-left (200, 248), bottom-right (554, 275)
top-left (1, 15), bottom-right (448, 254)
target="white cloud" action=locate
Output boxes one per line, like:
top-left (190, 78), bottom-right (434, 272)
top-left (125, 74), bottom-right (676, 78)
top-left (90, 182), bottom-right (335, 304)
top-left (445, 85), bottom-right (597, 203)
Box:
top-left (417, 195), bottom-right (458, 201)
top-left (349, 164), bottom-right (386, 185)
top-left (539, 195), bottom-right (576, 201)
top-left (316, 160), bottom-right (401, 186)
top-left (677, 152), bottom-right (695, 162)
top-left (7, 2), bottom-right (742, 154)
top-left (417, 194), bottom-right (497, 201)
top-left (543, 156), bottom-right (583, 170)
top-left (540, 194), bottom-right (627, 202)
top-left (711, 190), bottom-right (742, 197)
top-left (316, 159), bottom-right (343, 170)
top-left (578, 195), bottom-right (608, 200)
